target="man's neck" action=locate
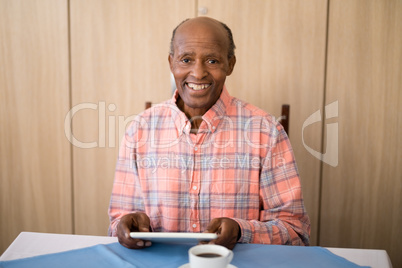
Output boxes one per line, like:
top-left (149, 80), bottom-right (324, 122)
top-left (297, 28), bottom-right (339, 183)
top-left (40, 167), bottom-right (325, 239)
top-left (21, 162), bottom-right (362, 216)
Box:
top-left (176, 97), bottom-right (207, 134)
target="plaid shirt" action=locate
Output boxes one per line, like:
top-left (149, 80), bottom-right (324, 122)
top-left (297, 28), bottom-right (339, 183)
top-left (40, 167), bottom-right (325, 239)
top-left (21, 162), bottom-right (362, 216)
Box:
top-left (108, 87), bottom-right (310, 245)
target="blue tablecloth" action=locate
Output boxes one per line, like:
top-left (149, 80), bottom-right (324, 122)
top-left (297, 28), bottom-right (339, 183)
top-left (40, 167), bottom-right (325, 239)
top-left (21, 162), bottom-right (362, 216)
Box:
top-left (0, 242), bottom-right (370, 268)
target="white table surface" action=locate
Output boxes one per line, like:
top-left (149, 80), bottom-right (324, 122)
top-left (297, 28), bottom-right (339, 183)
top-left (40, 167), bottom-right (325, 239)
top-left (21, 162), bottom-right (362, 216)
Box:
top-left (0, 232), bottom-right (393, 268)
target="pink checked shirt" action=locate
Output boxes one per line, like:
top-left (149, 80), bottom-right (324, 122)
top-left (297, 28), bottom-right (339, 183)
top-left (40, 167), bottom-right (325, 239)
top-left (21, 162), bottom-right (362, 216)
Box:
top-left (108, 87), bottom-right (310, 245)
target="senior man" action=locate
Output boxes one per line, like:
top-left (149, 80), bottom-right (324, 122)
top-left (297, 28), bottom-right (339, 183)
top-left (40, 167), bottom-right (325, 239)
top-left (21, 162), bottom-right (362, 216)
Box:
top-left (108, 17), bottom-right (310, 250)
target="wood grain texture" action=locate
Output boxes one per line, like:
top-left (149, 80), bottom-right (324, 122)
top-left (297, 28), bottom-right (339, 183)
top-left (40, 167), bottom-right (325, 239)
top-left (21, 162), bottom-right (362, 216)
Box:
top-left (0, 0), bottom-right (72, 254)
top-left (321, 0), bottom-right (402, 267)
top-left (198, 0), bottom-right (328, 245)
top-left (70, 0), bottom-right (196, 235)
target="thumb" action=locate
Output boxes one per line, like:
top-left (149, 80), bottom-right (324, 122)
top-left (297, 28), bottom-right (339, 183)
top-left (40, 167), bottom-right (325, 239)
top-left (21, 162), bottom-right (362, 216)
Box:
top-left (204, 218), bottom-right (220, 233)
top-left (123, 226), bottom-right (131, 239)
top-left (137, 221), bottom-right (150, 232)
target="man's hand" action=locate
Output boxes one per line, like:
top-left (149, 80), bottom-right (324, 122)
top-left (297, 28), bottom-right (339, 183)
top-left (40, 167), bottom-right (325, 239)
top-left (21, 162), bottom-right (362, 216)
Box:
top-left (117, 212), bottom-right (152, 249)
top-left (203, 217), bottom-right (240, 250)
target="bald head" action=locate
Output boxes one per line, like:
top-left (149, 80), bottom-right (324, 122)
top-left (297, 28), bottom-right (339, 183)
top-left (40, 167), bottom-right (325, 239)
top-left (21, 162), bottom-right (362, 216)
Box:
top-left (169, 17), bottom-right (236, 60)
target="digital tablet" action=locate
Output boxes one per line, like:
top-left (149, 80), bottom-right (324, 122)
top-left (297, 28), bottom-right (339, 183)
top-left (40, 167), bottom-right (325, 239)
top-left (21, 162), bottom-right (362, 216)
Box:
top-left (129, 232), bottom-right (218, 243)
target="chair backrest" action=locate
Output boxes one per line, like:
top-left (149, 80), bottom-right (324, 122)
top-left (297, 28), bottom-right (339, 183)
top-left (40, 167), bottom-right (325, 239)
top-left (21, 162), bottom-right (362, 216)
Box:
top-left (145, 102), bottom-right (290, 136)
top-left (145, 102), bottom-right (152, 109)
top-left (280, 104), bottom-right (290, 136)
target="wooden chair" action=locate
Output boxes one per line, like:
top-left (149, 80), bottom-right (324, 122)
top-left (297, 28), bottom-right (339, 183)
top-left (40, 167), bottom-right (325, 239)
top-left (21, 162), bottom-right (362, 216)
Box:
top-left (145, 101), bottom-right (152, 109)
top-left (280, 104), bottom-right (290, 136)
top-left (145, 102), bottom-right (290, 136)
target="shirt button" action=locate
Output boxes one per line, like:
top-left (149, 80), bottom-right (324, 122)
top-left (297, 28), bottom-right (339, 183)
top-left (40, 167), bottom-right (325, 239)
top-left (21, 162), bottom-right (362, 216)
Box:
top-left (194, 147), bottom-right (198, 151)
top-left (192, 185), bottom-right (197, 190)
top-left (212, 126), bottom-right (216, 130)
top-left (192, 224), bottom-right (197, 228)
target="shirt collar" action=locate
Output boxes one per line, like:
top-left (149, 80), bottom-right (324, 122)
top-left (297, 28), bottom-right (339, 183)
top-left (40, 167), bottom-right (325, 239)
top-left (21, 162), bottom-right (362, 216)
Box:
top-left (169, 85), bottom-right (232, 136)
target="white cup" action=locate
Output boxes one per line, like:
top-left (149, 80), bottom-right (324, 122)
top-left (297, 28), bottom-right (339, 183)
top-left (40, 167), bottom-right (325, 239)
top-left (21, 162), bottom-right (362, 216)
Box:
top-left (188, 244), bottom-right (234, 268)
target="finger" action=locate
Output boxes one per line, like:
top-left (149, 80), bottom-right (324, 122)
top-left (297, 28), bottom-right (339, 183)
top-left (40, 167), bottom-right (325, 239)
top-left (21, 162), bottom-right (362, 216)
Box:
top-left (137, 221), bottom-right (151, 232)
top-left (134, 213), bottom-right (151, 232)
top-left (204, 218), bottom-right (221, 233)
top-left (202, 219), bottom-right (221, 246)
top-left (212, 220), bottom-right (239, 250)
top-left (117, 227), bottom-right (144, 249)
top-left (119, 238), bottom-right (147, 249)
top-left (120, 234), bottom-right (152, 249)
top-left (131, 214), bottom-right (152, 247)
top-left (117, 213), bottom-right (152, 249)
top-left (122, 224), bottom-right (132, 239)
top-left (117, 220), bottom-right (133, 245)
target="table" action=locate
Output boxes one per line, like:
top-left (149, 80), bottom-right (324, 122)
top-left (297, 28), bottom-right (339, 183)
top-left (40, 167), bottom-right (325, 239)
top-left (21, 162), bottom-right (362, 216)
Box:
top-left (0, 232), bottom-right (393, 268)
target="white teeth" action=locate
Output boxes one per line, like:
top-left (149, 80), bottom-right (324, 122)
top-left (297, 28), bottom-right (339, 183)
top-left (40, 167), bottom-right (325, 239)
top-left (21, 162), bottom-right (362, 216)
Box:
top-left (187, 83), bottom-right (210, 90)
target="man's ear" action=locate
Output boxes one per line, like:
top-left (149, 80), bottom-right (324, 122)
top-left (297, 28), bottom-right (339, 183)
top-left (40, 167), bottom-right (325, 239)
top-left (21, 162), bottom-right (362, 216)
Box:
top-left (168, 54), bottom-right (174, 72)
top-left (226, 56), bottom-right (236, 76)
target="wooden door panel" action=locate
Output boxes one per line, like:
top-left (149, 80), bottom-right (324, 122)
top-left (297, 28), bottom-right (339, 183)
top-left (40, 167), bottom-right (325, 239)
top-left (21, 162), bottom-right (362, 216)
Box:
top-left (0, 0), bottom-right (72, 254)
top-left (321, 1), bottom-right (402, 266)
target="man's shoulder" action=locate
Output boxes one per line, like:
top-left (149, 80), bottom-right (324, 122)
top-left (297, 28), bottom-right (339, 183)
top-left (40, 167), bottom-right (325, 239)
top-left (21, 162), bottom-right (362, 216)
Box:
top-left (124, 100), bottom-right (176, 131)
top-left (228, 97), bottom-right (278, 124)
top-left (140, 100), bottom-right (177, 117)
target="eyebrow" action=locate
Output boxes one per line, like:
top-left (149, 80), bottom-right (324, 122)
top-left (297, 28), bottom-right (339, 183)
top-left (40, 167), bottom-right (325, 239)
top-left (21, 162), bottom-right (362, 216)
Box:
top-left (204, 53), bottom-right (222, 59)
top-left (177, 52), bottom-right (195, 57)
top-left (177, 52), bottom-right (223, 59)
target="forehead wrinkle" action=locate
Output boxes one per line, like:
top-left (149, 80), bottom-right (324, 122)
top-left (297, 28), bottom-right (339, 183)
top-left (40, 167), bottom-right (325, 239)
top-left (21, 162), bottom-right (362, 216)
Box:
top-left (175, 37), bottom-right (225, 47)
top-left (173, 23), bottom-right (229, 56)
top-left (174, 40), bottom-right (226, 56)
top-left (175, 49), bottom-right (225, 60)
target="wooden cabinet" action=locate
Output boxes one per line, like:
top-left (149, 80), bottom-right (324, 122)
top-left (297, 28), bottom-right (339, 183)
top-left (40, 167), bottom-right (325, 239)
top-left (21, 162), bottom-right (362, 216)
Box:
top-left (0, 0), bottom-right (72, 252)
top-left (321, 0), bottom-right (402, 266)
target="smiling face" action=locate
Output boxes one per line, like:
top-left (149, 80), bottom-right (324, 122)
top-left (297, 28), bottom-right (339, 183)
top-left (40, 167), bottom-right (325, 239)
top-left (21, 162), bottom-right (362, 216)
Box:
top-left (169, 18), bottom-right (236, 117)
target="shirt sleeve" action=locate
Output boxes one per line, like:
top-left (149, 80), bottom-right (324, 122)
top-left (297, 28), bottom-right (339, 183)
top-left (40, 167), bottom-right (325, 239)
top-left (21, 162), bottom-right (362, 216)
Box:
top-left (233, 121), bottom-right (311, 246)
top-left (108, 118), bottom-right (146, 236)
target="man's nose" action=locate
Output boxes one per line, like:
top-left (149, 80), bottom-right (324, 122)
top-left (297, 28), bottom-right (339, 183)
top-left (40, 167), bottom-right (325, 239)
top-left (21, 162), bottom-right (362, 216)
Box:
top-left (191, 61), bottom-right (207, 79)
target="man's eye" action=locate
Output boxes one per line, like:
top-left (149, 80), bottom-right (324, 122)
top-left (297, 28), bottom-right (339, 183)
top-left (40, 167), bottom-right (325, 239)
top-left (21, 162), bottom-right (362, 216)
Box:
top-left (181, 59), bottom-right (190, 63)
top-left (208, 59), bottom-right (218, 64)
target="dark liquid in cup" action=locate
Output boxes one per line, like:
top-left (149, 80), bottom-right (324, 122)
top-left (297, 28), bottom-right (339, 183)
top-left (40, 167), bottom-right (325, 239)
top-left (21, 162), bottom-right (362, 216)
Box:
top-left (196, 253), bottom-right (222, 258)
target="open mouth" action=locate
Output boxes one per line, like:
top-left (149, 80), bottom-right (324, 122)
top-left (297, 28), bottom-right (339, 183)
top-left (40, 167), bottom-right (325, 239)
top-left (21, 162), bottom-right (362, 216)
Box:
top-left (186, 82), bottom-right (211, 91)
